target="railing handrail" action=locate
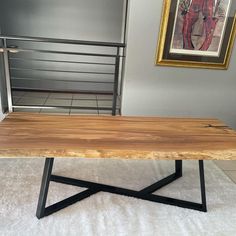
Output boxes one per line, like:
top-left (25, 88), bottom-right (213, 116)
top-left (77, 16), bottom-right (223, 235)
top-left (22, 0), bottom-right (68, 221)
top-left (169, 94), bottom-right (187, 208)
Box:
top-left (0, 35), bottom-right (126, 48)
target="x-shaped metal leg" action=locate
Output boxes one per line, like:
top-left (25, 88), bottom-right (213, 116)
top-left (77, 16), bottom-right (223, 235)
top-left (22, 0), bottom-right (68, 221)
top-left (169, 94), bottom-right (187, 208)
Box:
top-left (36, 159), bottom-right (207, 219)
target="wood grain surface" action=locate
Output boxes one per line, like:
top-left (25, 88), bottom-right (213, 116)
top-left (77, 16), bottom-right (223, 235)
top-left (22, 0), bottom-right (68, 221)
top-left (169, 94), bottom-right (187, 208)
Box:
top-left (0, 112), bottom-right (236, 160)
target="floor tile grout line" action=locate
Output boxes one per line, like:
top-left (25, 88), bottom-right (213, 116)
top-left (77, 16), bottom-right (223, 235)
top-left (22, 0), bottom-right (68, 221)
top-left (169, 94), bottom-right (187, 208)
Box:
top-left (15, 91), bottom-right (49, 105)
top-left (96, 95), bottom-right (99, 115)
top-left (69, 94), bottom-right (74, 115)
top-left (222, 171), bottom-right (236, 184)
top-left (73, 97), bottom-right (98, 110)
top-left (213, 164), bottom-right (236, 184)
top-left (14, 96), bottom-right (24, 105)
top-left (13, 93), bottom-right (26, 106)
top-left (20, 92), bottom-right (27, 98)
top-left (39, 93), bottom-right (51, 113)
top-left (18, 92), bottom-right (50, 99)
top-left (223, 170), bottom-right (236, 175)
top-left (222, 169), bottom-right (236, 172)
top-left (214, 161), bottom-right (236, 172)
top-left (27, 97), bottom-right (98, 101)
top-left (211, 161), bottom-right (236, 185)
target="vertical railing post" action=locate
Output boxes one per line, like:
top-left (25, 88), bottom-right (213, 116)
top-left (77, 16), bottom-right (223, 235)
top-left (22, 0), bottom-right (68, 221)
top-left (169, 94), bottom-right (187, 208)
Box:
top-left (2, 38), bottom-right (13, 113)
top-left (112, 47), bottom-right (120, 116)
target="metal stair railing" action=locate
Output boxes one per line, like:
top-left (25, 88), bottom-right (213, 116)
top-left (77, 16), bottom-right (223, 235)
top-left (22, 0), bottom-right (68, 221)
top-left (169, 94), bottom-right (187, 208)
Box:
top-left (0, 35), bottom-right (126, 115)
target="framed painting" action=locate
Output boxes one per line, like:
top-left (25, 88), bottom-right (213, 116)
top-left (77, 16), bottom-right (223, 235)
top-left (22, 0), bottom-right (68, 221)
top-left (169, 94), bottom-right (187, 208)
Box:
top-left (156, 0), bottom-right (236, 69)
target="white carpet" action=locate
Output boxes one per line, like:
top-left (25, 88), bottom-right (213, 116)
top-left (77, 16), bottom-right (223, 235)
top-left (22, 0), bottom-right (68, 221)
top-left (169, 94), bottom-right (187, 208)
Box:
top-left (0, 158), bottom-right (236, 236)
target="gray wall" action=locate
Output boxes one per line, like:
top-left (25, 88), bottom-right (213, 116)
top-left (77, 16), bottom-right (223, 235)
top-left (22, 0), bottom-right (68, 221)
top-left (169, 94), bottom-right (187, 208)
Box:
top-left (1, 0), bottom-right (124, 41)
top-left (121, 0), bottom-right (236, 129)
top-left (1, 0), bottom-right (124, 92)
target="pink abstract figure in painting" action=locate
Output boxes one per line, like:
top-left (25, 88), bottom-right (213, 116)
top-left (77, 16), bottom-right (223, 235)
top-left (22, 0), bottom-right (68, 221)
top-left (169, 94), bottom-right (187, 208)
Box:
top-left (181, 0), bottom-right (219, 51)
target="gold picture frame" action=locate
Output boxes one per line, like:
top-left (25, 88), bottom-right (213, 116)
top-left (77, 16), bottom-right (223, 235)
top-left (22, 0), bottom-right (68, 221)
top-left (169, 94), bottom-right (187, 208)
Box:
top-left (156, 0), bottom-right (236, 69)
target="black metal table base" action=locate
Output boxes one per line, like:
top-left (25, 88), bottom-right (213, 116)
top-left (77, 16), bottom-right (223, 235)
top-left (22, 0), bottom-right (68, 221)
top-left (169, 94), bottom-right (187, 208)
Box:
top-left (36, 159), bottom-right (207, 219)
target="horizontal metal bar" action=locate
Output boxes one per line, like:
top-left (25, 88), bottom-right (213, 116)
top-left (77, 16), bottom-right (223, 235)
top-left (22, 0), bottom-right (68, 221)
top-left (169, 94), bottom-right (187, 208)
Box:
top-left (11, 77), bottom-right (114, 84)
top-left (9, 48), bottom-right (120, 58)
top-left (12, 105), bottom-right (112, 110)
top-left (50, 175), bottom-right (139, 194)
top-left (10, 67), bottom-right (115, 75)
top-left (0, 35), bottom-right (126, 48)
top-left (12, 87), bottom-right (113, 94)
top-left (10, 57), bottom-right (116, 66)
top-left (14, 95), bottom-right (97, 101)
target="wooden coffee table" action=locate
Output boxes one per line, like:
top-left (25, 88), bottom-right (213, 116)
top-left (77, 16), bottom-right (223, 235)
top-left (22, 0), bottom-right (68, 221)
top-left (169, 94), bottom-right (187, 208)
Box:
top-left (1, 112), bottom-right (236, 219)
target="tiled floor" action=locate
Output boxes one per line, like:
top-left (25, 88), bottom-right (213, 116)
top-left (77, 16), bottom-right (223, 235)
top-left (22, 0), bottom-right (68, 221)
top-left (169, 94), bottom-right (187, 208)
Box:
top-left (12, 90), bottom-right (120, 115)
top-left (214, 160), bottom-right (236, 184)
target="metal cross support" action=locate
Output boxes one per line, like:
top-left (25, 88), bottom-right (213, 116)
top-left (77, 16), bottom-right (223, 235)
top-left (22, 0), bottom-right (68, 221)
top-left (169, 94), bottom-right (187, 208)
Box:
top-left (36, 159), bottom-right (207, 219)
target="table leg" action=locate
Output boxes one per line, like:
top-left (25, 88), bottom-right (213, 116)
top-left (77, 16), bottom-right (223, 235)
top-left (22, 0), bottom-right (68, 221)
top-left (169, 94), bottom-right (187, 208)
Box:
top-left (199, 160), bottom-right (207, 212)
top-left (175, 160), bottom-right (182, 177)
top-left (36, 158), bottom-right (54, 219)
top-left (35, 159), bottom-right (207, 219)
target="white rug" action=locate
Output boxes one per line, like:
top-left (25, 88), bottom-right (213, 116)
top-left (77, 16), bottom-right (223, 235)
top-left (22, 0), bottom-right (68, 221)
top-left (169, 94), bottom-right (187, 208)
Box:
top-left (0, 158), bottom-right (236, 236)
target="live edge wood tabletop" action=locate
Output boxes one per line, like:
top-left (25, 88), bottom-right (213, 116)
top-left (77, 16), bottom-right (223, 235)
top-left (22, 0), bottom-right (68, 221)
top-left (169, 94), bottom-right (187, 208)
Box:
top-left (0, 112), bottom-right (236, 160)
